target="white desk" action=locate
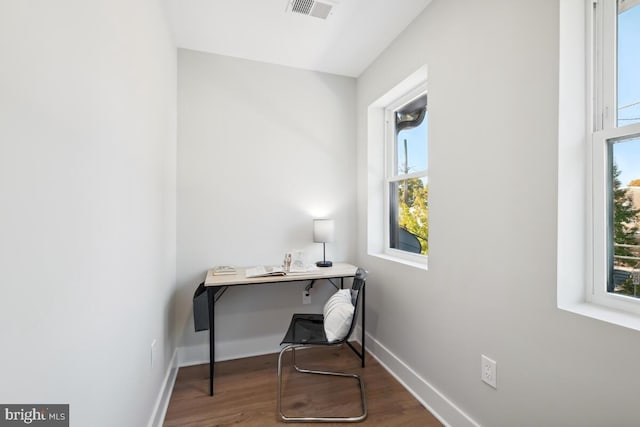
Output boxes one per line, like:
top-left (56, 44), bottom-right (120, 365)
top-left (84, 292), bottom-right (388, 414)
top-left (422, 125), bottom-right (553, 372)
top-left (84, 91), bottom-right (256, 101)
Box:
top-left (203, 262), bottom-right (363, 396)
top-left (205, 262), bottom-right (358, 286)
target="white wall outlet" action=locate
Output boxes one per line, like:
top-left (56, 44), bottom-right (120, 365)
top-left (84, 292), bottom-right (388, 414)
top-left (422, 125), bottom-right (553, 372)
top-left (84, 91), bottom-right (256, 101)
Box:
top-left (481, 354), bottom-right (497, 389)
top-left (302, 290), bottom-right (311, 304)
top-left (151, 339), bottom-right (157, 368)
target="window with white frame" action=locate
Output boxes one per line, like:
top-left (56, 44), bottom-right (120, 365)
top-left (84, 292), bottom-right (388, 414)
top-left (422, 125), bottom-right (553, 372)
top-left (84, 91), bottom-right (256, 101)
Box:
top-left (384, 87), bottom-right (428, 258)
top-left (591, 0), bottom-right (640, 309)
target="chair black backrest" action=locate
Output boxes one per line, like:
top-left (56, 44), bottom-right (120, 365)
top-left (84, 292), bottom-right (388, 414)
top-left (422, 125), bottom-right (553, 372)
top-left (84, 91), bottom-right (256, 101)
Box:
top-left (339, 268), bottom-right (367, 344)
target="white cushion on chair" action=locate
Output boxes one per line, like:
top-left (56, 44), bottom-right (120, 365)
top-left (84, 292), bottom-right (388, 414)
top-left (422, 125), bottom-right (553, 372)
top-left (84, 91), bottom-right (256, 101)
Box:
top-left (323, 289), bottom-right (350, 318)
top-left (323, 289), bottom-right (355, 342)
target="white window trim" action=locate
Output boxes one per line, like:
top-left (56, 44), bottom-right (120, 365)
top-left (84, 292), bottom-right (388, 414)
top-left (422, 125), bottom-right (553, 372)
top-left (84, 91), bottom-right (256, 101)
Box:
top-left (590, 123), bottom-right (640, 314)
top-left (366, 65), bottom-right (428, 269)
top-left (589, 0), bottom-right (640, 314)
top-left (557, 0), bottom-right (640, 332)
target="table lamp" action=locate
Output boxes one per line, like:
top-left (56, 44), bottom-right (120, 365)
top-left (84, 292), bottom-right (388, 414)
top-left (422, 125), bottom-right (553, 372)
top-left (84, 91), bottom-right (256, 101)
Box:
top-left (313, 219), bottom-right (334, 267)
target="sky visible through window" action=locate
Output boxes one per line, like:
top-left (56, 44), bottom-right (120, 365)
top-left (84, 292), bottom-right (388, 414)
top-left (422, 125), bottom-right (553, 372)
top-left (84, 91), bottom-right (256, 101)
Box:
top-left (615, 4), bottom-right (640, 187)
top-left (396, 112), bottom-right (428, 174)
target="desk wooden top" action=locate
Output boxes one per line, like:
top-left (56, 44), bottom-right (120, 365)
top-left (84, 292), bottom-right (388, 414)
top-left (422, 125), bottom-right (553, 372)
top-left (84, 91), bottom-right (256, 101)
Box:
top-left (204, 262), bottom-right (358, 287)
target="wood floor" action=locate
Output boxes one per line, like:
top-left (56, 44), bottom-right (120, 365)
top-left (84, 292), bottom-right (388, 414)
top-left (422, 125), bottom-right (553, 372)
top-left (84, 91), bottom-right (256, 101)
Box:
top-left (164, 345), bottom-right (442, 427)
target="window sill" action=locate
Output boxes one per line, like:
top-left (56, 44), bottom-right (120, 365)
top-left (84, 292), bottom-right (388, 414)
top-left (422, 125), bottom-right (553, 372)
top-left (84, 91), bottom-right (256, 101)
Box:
top-left (369, 252), bottom-right (428, 271)
top-left (559, 301), bottom-right (640, 332)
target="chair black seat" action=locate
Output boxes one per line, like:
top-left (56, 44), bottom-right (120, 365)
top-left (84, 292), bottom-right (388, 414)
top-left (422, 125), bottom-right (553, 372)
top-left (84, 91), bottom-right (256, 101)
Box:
top-left (280, 313), bottom-right (330, 345)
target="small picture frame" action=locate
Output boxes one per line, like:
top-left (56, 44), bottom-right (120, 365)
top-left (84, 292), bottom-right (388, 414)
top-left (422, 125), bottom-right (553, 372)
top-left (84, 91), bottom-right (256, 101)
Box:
top-left (289, 250), bottom-right (306, 273)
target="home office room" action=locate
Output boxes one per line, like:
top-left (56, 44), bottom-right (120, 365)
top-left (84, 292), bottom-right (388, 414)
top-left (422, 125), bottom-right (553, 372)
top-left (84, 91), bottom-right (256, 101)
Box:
top-left (2, 0), bottom-right (640, 426)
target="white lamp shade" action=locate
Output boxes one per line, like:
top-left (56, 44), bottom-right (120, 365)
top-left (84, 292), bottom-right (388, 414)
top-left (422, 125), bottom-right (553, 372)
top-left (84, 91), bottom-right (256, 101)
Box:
top-left (313, 219), bottom-right (335, 243)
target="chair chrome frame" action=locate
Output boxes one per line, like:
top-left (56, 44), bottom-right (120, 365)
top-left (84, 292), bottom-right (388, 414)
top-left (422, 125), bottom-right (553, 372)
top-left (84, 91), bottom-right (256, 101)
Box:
top-left (277, 344), bottom-right (367, 423)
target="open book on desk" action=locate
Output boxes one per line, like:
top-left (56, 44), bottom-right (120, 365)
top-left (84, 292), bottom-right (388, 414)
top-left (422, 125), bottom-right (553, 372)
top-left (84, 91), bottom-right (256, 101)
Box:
top-left (245, 266), bottom-right (286, 278)
top-left (245, 265), bottom-right (319, 278)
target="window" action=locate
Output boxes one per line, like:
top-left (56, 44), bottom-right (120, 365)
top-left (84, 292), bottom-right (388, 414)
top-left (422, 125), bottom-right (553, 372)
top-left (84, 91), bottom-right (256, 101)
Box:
top-left (367, 66), bottom-right (427, 268)
top-left (591, 0), bottom-right (640, 309)
top-left (385, 87), bottom-right (428, 258)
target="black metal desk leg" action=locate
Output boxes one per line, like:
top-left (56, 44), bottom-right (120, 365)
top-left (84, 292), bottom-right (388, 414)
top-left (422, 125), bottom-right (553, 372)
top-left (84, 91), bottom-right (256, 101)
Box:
top-left (207, 287), bottom-right (215, 396)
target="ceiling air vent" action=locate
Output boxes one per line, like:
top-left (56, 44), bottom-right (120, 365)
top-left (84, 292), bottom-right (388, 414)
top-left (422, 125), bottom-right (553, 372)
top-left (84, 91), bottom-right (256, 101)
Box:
top-left (287, 0), bottom-right (337, 20)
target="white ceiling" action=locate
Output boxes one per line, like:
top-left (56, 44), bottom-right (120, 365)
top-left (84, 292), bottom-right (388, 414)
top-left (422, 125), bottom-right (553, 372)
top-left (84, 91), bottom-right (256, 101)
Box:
top-left (163, 0), bottom-right (431, 77)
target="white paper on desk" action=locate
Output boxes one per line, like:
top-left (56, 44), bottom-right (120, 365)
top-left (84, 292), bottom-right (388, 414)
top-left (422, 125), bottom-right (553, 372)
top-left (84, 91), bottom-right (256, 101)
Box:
top-left (245, 266), bottom-right (286, 278)
top-left (286, 264), bottom-right (320, 274)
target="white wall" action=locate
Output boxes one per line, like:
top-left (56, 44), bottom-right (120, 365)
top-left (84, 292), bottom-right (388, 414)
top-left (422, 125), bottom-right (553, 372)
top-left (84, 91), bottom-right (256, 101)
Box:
top-left (176, 49), bottom-right (357, 361)
top-left (357, 0), bottom-right (640, 426)
top-left (0, 2), bottom-right (177, 426)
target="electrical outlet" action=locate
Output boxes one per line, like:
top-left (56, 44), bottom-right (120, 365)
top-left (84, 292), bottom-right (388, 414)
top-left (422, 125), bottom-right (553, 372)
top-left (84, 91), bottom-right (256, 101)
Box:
top-left (151, 339), bottom-right (157, 368)
top-left (302, 290), bottom-right (311, 304)
top-left (481, 355), bottom-right (497, 389)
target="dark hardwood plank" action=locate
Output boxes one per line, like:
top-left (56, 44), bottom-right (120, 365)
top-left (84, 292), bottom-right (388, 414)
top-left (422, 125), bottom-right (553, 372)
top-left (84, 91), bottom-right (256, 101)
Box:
top-left (164, 345), bottom-right (443, 427)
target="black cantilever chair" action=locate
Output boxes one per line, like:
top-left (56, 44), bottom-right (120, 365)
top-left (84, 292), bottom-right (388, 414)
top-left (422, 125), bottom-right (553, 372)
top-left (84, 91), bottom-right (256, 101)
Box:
top-left (277, 268), bottom-right (367, 423)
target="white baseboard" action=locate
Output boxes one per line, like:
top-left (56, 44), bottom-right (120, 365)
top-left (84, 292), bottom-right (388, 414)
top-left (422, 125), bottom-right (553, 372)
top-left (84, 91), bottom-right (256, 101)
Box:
top-left (148, 348), bottom-right (179, 427)
top-left (177, 343), bottom-right (209, 367)
top-left (354, 326), bottom-right (480, 427)
top-left (177, 333), bottom-right (283, 367)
